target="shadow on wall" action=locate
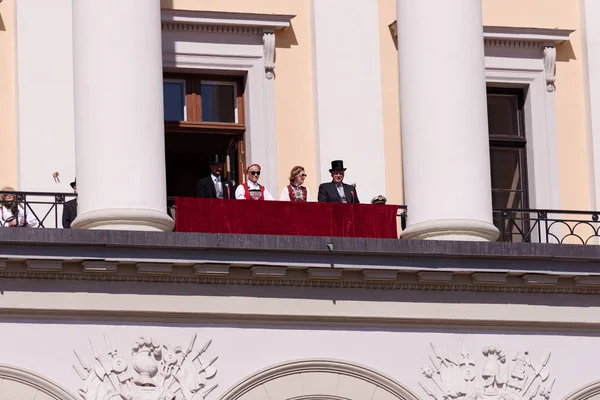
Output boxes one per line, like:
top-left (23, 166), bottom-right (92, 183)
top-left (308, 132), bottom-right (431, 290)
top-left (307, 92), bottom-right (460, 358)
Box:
top-left (556, 40), bottom-right (577, 62)
top-left (160, 0), bottom-right (174, 10)
top-left (0, 14), bottom-right (5, 31)
top-left (272, 22), bottom-right (298, 80)
top-left (276, 22), bottom-right (298, 49)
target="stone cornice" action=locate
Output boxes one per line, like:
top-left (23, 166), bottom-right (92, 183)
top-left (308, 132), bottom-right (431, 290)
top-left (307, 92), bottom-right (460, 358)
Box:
top-left (161, 9), bottom-right (294, 33)
top-left (2, 259), bottom-right (600, 295)
top-left (388, 22), bottom-right (573, 48)
top-left (3, 227), bottom-right (600, 262)
top-left (483, 26), bottom-right (574, 47)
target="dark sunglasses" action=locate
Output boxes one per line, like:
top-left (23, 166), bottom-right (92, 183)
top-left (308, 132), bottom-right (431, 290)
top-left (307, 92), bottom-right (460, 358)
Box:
top-left (249, 171), bottom-right (261, 176)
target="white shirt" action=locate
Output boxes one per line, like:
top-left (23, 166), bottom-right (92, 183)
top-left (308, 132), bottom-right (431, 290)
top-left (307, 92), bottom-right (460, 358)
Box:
top-left (279, 185), bottom-right (312, 202)
top-left (212, 174), bottom-right (223, 198)
top-left (1, 204), bottom-right (39, 227)
top-left (336, 184), bottom-right (347, 202)
top-left (235, 181), bottom-right (274, 200)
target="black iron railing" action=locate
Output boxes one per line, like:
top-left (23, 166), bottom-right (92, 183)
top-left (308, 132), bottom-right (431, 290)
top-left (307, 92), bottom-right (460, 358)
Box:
top-left (398, 205), bottom-right (407, 231)
top-left (494, 208), bottom-right (600, 244)
top-left (0, 190), bottom-right (77, 228)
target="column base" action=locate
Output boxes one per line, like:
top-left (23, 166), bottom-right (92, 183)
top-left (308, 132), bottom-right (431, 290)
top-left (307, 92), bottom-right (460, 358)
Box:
top-left (400, 218), bottom-right (499, 241)
top-left (71, 208), bottom-right (174, 232)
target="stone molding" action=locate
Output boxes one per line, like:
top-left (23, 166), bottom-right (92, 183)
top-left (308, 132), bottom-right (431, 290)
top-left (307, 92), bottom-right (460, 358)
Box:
top-left (218, 358), bottom-right (420, 400)
top-left (75, 333), bottom-right (218, 400)
top-left (0, 363), bottom-right (79, 400)
top-left (563, 379), bottom-right (600, 400)
top-left (160, 9), bottom-right (293, 79)
top-left (389, 23), bottom-right (572, 93)
top-left (2, 261), bottom-right (600, 294)
top-left (420, 343), bottom-right (554, 400)
top-left (483, 26), bottom-right (573, 47)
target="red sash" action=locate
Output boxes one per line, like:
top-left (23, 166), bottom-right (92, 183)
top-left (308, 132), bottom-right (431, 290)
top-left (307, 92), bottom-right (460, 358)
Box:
top-left (287, 185), bottom-right (307, 202)
top-left (243, 183), bottom-right (265, 200)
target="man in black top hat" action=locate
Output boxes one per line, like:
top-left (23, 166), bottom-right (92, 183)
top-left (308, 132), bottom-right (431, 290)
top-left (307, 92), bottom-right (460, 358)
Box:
top-left (317, 160), bottom-right (360, 203)
top-left (62, 178), bottom-right (78, 228)
top-left (196, 154), bottom-right (236, 199)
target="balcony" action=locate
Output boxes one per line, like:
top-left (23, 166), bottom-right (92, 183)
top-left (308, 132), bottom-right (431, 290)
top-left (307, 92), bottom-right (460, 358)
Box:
top-left (2, 190), bottom-right (600, 245)
top-left (493, 208), bottom-right (600, 244)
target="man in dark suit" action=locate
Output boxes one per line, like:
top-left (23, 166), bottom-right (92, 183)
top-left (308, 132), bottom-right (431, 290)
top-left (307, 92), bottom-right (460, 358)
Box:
top-left (318, 160), bottom-right (359, 203)
top-left (62, 179), bottom-right (78, 228)
top-left (196, 154), bottom-right (236, 199)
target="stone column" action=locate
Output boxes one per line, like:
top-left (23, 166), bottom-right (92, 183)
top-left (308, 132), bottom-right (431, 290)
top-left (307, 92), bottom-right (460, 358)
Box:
top-left (71, 0), bottom-right (173, 231)
top-left (396, 0), bottom-right (498, 241)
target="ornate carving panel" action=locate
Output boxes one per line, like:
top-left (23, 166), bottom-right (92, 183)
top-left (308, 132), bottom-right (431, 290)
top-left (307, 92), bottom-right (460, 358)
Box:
top-left (420, 343), bottom-right (554, 400)
top-left (73, 333), bottom-right (218, 400)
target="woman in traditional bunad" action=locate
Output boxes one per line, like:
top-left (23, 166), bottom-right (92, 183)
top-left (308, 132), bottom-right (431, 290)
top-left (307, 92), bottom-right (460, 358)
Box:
top-left (280, 166), bottom-right (312, 202)
top-left (0, 186), bottom-right (39, 227)
top-left (235, 164), bottom-right (275, 200)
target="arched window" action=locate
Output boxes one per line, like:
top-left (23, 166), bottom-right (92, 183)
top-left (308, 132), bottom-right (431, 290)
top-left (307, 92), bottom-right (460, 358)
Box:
top-left (0, 364), bottom-right (78, 400)
top-left (218, 359), bottom-right (419, 400)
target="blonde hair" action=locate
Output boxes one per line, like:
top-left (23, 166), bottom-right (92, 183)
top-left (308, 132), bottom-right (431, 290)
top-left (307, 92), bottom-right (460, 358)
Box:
top-left (288, 166), bottom-right (305, 182)
top-left (1, 186), bottom-right (15, 201)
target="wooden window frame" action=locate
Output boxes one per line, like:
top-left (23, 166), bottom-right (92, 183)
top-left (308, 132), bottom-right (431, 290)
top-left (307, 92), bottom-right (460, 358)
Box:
top-left (163, 73), bottom-right (247, 185)
top-left (487, 87), bottom-right (530, 241)
top-left (163, 73), bottom-right (246, 134)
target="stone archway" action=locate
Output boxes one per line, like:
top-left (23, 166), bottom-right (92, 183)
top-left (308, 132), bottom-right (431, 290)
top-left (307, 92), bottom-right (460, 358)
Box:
top-left (563, 380), bottom-right (600, 400)
top-left (218, 359), bottom-right (420, 400)
top-left (0, 364), bottom-right (78, 400)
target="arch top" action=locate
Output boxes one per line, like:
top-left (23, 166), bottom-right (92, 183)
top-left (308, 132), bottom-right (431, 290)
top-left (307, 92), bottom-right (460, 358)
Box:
top-left (218, 358), bottom-right (420, 400)
top-left (0, 364), bottom-right (78, 400)
top-left (563, 379), bottom-right (600, 400)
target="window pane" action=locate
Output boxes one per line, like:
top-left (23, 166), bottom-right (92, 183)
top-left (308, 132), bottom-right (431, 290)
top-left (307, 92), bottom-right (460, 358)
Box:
top-left (490, 147), bottom-right (524, 193)
top-left (163, 81), bottom-right (185, 121)
top-left (487, 94), bottom-right (520, 136)
top-left (201, 82), bottom-right (236, 123)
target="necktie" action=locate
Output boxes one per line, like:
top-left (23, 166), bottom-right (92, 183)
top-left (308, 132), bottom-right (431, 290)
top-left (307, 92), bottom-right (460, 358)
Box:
top-left (215, 177), bottom-right (223, 198)
top-left (337, 184), bottom-right (346, 202)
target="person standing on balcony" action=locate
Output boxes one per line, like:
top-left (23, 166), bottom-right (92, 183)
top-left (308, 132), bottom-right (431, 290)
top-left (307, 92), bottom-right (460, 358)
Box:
top-left (280, 166), bottom-right (312, 202)
top-left (317, 160), bottom-right (360, 203)
top-left (235, 163), bottom-right (274, 200)
top-left (62, 179), bottom-right (78, 228)
top-left (196, 154), bottom-right (236, 199)
top-left (0, 187), bottom-right (39, 227)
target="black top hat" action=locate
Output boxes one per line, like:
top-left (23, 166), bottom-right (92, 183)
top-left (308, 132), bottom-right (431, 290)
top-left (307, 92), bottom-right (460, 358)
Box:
top-left (209, 154), bottom-right (225, 165)
top-left (70, 179), bottom-right (76, 189)
top-left (329, 160), bottom-right (347, 172)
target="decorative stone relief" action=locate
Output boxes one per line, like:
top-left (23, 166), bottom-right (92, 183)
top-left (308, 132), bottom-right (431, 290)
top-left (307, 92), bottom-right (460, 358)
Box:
top-left (73, 333), bottom-right (218, 400)
top-left (263, 31), bottom-right (276, 79)
top-left (419, 343), bottom-right (554, 400)
top-left (543, 47), bottom-right (557, 92)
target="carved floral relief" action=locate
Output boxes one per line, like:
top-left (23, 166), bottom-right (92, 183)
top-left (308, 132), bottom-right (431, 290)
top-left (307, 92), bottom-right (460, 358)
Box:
top-left (420, 343), bottom-right (554, 400)
top-left (73, 333), bottom-right (218, 400)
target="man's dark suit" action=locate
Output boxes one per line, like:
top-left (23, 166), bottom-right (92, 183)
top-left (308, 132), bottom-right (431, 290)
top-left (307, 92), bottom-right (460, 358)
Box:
top-left (196, 175), bottom-right (236, 199)
top-left (317, 182), bottom-right (359, 203)
top-left (62, 198), bottom-right (77, 228)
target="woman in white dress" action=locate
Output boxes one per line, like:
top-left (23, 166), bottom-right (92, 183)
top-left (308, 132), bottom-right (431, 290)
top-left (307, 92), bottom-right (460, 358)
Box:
top-left (235, 164), bottom-right (275, 200)
top-left (1, 186), bottom-right (39, 227)
top-left (280, 166), bottom-right (312, 202)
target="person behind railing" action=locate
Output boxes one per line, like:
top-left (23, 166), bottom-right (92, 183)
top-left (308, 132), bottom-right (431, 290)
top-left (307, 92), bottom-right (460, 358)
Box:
top-left (317, 160), bottom-right (360, 203)
top-left (235, 163), bottom-right (274, 200)
top-left (196, 154), bottom-right (236, 199)
top-left (280, 166), bottom-right (312, 202)
top-left (371, 195), bottom-right (387, 204)
top-left (62, 178), bottom-right (78, 228)
top-left (0, 187), bottom-right (39, 228)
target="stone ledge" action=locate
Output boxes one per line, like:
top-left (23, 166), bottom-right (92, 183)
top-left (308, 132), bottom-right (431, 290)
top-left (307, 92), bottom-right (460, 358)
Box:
top-left (0, 260), bottom-right (599, 294)
top-left (1, 227), bottom-right (600, 262)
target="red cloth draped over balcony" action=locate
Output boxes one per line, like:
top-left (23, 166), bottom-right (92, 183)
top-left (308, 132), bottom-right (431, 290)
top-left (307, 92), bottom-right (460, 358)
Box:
top-left (174, 197), bottom-right (398, 238)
